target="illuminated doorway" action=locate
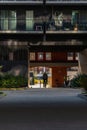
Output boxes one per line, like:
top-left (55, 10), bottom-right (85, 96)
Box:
top-left (29, 66), bottom-right (52, 88)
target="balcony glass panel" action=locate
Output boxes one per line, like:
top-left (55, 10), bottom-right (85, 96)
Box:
top-left (46, 10), bottom-right (87, 32)
top-left (0, 10), bottom-right (43, 31)
top-left (1, 9), bottom-right (87, 32)
top-left (0, 19), bottom-right (43, 31)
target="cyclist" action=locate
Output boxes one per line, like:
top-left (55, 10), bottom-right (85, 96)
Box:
top-left (43, 72), bottom-right (48, 88)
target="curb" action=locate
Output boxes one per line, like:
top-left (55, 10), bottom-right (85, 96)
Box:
top-left (78, 94), bottom-right (87, 101)
top-left (0, 87), bottom-right (28, 91)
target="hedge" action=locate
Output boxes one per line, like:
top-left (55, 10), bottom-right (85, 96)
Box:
top-left (0, 74), bottom-right (28, 88)
top-left (70, 74), bottom-right (87, 91)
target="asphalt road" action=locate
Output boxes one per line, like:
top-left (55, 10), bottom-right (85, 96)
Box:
top-left (0, 88), bottom-right (87, 130)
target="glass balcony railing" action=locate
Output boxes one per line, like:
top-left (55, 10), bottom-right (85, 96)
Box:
top-left (0, 19), bottom-right (44, 32)
top-left (46, 19), bottom-right (87, 32)
top-left (0, 19), bottom-right (87, 33)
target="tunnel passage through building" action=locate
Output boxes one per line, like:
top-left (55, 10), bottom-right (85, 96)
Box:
top-left (29, 67), bottom-right (52, 88)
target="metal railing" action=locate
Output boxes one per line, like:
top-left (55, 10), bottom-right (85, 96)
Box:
top-left (0, 0), bottom-right (87, 4)
top-left (46, 0), bottom-right (87, 1)
top-left (0, 0), bottom-right (43, 2)
top-left (0, 0), bottom-right (87, 1)
top-left (46, 0), bottom-right (87, 4)
top-left (0, 0), bottom-right (43, 4)
top-left (46, 0), bottom-right (87, 2)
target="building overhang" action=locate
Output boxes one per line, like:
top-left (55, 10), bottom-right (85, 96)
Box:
top-left (30, 61), bottom-right (78, 67)
top-left (0, 31), bottom-right (87, 42)
top-left (30, 45), bottom-right (87, 52)
top-left (0, 40), bottom-right (87, 52)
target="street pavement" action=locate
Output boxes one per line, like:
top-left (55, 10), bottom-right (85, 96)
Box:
top-left (0, 88), bottom-right (87, 130)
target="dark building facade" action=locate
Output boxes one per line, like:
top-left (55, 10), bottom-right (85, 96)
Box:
top-left (0, 0), bottom-right (87, 87)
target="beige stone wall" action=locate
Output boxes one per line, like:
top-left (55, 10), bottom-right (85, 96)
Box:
top-left (78, 48), bottom-right (87, 74)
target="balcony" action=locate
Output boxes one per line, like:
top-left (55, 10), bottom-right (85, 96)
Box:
top-left (0, 0), bottom-right (43, 5)
top-left (0, 18), bottom-right (44, 34)
top-left (46, 19), bottom-right (87, 34)
top-left (1, 18), bottom-right (87, 34)
top-left (46, 0), bottom-right (87, 5)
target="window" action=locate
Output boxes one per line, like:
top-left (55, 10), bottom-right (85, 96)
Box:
top-left (9, 10), bottom-right (17, 30)
top-left (46, 52), bottom-right (51, 60)
top-left (0, 10), bottom-right (16, 30)
top-left (0, 10), bottom-right (8, 30)
top-left (75, 53), bottom-right (78, 60)
top-left (38, 52), bottom-right (43, 60)
top-left (30, 52), bottom-right (35, 61)
top-left (26, 11), bottom-right (34, 31)
top-left (67, 52), bottom-right (73, 60)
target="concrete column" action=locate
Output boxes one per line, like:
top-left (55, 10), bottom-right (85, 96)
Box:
top-left (28, 47), bottom-right (30, 88)
top-left (78, 48), bottom-right (87, 74)
top-left (9, 52), bottom-right (13, 61)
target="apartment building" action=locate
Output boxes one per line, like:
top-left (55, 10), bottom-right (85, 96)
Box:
top-left (0, 0), bottom-right (87, 87)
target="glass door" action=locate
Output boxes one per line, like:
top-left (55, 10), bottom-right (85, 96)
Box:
top-left (9, 10), bottom-right (16, 30)
top-left (1, 10), bottom-right (8, 30)
top-left (26, 10), bottom-right (34, 31)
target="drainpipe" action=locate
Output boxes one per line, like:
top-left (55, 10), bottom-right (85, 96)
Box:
top-left (43, 0), bottom-right (46, 42)
top-left (27, 43), bottom-right (30, 88)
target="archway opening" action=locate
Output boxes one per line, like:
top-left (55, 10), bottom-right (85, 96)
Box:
top-left (29, 66), bottom-right (52, 88)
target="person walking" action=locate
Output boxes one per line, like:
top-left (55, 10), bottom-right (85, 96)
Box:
top-left (43, 72), bottom-right (48, 88)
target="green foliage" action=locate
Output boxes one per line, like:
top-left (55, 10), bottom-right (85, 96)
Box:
top-left (0, 65), bottom-right (3, 72)
top-left (70, 74), bottom-right (81, 88)
top-left (0, 66), bottom-right (3, 69)
top-left (79, 76), bottom-right (87, 91)
top-left (0, 74), bottom-right (28, 88)
top-left (70, 74), bottom-right (87, 91)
